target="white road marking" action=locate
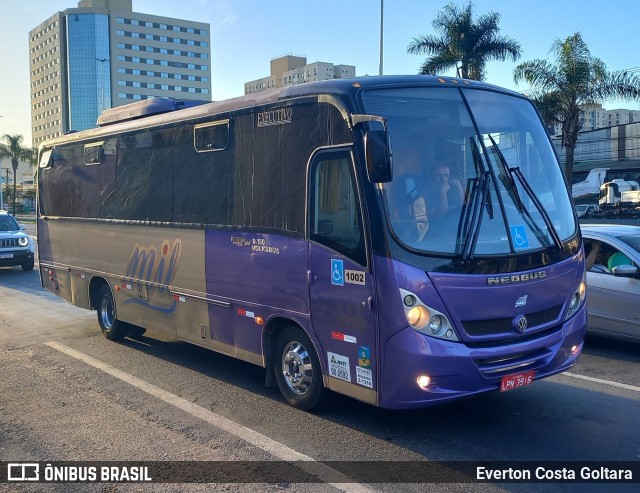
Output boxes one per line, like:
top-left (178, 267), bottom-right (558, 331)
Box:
top-left (562, 371), bottom-right (640, 392)
top-left (45, 341), bottom-right (373, 492)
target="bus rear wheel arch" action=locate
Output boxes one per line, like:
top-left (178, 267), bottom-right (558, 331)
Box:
top-left (273, 326), bottom-right (326, 410)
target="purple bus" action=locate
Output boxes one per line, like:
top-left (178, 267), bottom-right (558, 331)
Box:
top-left (37, 76), bottom-right (586, 410)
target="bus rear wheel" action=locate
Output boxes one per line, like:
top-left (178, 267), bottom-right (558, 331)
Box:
top-left (274, 327), bottom-right (325, 410)
top-left (96, 284), bottom-right (128, 341)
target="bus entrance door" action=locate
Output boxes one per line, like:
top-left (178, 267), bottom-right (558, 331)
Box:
top-left (308, 151), bottom-right (378, 405)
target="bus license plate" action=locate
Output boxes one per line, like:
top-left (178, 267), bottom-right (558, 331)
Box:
top-left (500, 370), bottom-right (535, 392)
top-left (0, 253), bottom-right (13, 259)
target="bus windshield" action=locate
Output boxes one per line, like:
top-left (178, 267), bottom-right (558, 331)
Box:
top-left (362, 86), bottom-right (576, 256)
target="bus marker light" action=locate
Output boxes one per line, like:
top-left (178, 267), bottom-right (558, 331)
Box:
top-left (114, 285), bottom-right (120, 291)
top-left (255, 316), bottom-right (265, 326)
top-left (417, 375), bottom-right (431, 389)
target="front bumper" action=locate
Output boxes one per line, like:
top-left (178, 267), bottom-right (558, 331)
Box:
top-left (0, 249), bottom-right (35, 268)
top-left (380, 306), bottom-right (586, 409)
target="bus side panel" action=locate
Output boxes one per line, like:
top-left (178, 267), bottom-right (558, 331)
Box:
top-left (204, 229), bottom-right (310, 356)
top-left (37, 220), bottom-right (210, 338)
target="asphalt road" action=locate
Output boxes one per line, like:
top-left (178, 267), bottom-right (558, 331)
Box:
top-left (1, 252), bottom-right (639, 492)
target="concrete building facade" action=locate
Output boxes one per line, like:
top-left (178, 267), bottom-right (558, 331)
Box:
top-left (553, 103), bottom-right (640, 136)
top-left (29, 0), bottom-right (211, 148)
top-left (244, 55), bottom-right (356, 95)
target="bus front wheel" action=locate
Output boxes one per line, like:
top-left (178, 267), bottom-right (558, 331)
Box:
top-left (96, 285), bottom-right (128, 341)
top-left (274, 327), bottom-right (325, 410)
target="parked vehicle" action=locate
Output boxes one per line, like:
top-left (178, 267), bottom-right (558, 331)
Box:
top-left (575, 203), bottom-right (599, 218)
top-left (572, 167), bottom-right (608, 200)
top-left (0, 211), bottom-right (35, 271)
top-left (582, 224), bottom-right (640, 342)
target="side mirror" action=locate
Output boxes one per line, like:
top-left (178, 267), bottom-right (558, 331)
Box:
top-left (364, 130), bottom-right (393, 183)
top-left (611, 264), bottom-right (638, 277)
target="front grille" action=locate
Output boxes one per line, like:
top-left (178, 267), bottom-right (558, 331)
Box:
top-left (461, 305), bottom-right (563, 336)
top-left (0, 238), bottom-right (19, 248)
top-left (474, 348), bottom-right (553, 377)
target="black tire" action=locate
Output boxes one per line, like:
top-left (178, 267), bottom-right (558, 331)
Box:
top-left (274, 327), bottom-right (325, 410)
top-left (127, 325), bottom-right (147, 339)
top-left (21, 261), bottom-right (34, 272)
top-left (96, 284), bottom-right (128, 341)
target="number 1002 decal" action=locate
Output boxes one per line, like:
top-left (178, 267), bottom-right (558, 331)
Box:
top-left (344, 270), bottom-right (365, 285)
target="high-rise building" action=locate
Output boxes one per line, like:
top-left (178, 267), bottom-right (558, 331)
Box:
top-left (552, 103), bottom-right (640, 136)
top-left (29, 0), bottom-right (211, 148)
top-left (244, 55), bottom-right (356, 95)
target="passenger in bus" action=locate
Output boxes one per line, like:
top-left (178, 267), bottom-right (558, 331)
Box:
top-left (391, 174), bottom-right (429, 242)
top-left (425, 163), bottom-right (465, 219)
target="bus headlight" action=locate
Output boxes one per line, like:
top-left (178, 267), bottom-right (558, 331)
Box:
top-left (407, 305), bottom-right (430, 329)
top-left (18, 236), bottom-right (29, 247)
top-left (565, 274), bottom-right (586, 320)
top-left (400, 288), bottom-right (459, 341)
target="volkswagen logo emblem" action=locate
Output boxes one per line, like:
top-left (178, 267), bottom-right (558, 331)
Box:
top-left (513, 314), bottom-right (528, 333)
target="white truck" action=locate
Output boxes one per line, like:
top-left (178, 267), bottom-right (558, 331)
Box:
top-left (598, 179), bottom-right (640, 217)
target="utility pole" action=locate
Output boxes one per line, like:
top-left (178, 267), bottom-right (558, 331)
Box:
top-left (11, 158), bottom-right (18, 215)
top-left (95, 58), bottom-right (109, 113)
top-left (379, 0), bottom-right (384, 76)
top-left (2, 168), bottom-right (11, 211)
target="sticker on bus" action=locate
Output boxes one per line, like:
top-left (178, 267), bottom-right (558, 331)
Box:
top-left (328, 352), bottom-right (351, 382)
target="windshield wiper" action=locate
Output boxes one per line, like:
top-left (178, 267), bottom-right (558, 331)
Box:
top-left (487, 134), bottom-right (525, 213)
top-left (458, 138), bottom-right (493, 260)
top-left (487, 134), bottom-right (563, 252)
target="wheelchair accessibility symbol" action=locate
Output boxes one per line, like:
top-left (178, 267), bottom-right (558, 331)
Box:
top-left (509, 225), bottom-right (530, 250)
top-left (331, 259), bottom-right (344, 286)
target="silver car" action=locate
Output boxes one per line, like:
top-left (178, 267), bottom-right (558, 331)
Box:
top-left (0, 211), bottom-right (35, 271)
top-left (581, 224), bottom-right (640, 342)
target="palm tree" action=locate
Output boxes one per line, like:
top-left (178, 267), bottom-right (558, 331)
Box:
top-left (0, 134), bottom-right (34, 214)
top-left (514, 33), bottom-right (640, 184)
top-left (407, 1), bottom-right (521, 81)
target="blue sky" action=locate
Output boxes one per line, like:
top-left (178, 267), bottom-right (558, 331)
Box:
top-left (1, 0), bottom-right (639, 142)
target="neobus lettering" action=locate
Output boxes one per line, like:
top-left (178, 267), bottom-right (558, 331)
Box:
top-left (487, 271), bottom-right (546, 286)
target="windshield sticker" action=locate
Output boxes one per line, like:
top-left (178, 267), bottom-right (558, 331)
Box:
top-left (331, 259), bottom-right (344, 286)
top-left (328, 352), bottom-right (351, 382)
top-left (509, 225), bottom-right (530, 250)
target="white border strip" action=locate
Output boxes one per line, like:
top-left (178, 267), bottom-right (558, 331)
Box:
top-left (45, 341), bottom-right (373, 493)
top-left (562, 371), bottom-right (640, 392)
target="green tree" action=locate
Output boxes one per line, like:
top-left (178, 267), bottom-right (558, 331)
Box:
top-left (514, 33), bottom-right (640, 184)
top-left (407, 1), bottom-right (521, 80)
top-left (0, 134), bottom-right (34, 214)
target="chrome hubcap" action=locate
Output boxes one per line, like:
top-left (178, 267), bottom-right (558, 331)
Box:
top-left (281, 341), bottom-right (313, 396)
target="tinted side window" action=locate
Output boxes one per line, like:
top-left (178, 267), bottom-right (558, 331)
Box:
top-left (113, 129), bottom-right (174, 221)
top-left (311, 154), bottom-right (366, 265)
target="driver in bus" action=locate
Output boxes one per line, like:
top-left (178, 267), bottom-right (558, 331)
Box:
top-left (424, 162), bottom-right (465, 219)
